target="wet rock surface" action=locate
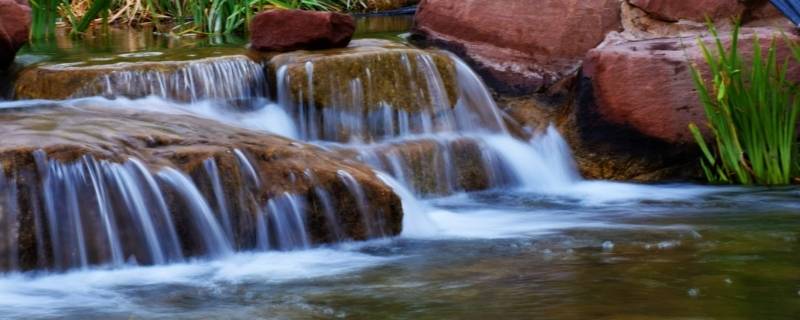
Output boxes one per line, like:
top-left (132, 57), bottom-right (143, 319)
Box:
top-left (269, 39), bottom-right (456, 113)
top-left (0, 103), bottom-right (403, 270)
top-left (250, 9), bottom-right (355, 52)
top-left (412, 0), bottom-right (621, 96)
top-left (0, 0), bottom-right (30, 70)
top-left (13, 54), bottom-right (268, 101)
top-left (268, 39), bottom-right (459, 142)
top-left (335, 137), bottom-right (503, 195)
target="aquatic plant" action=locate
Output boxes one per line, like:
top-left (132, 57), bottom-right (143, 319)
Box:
top-left (28, 0), bottom-right (370, 37)
top-left (30, 0), bottom-right (62, 39)
top-left (689, 23), bottom-right (800, 185)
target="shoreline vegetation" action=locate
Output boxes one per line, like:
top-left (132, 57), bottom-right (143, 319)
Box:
top-left (690, 22), bottom-right (800, 185)
top-left (30, 0), bottom-right (414, 38)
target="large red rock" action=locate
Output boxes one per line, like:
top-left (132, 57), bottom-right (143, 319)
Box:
top-left (582, 28), bottom-right (800, 144)
top-left (413, 0), bottom-right (621, 96)
top-left (628, 0), bottom-right (746, 22)
top-left (0, 0), bottom-right (30, 69)
top-left (249, 9), bottom-right (355, 52)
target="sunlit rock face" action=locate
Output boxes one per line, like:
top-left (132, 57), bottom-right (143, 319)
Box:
top-left (0, 0), bottom-right (30, 70)
top-left (13, 54), bottom-right (268, 103)
top-left (0, 103), bottom-right (402, 272)
top-left (412, 0), bottom-right (622, 95)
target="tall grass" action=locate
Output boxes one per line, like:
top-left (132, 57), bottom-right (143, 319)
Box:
top-left (30, 0), bottom-right (62, 39)
top-left (688, 23), bottom-right (800, 185)
top-left (29, 0), bottom-right (370, 37)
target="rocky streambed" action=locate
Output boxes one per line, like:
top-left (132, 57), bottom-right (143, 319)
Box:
top-left (0, 2), bottom-right (798, 319)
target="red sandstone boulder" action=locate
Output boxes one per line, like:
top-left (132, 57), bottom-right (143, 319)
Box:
top-left (249, 9), bottom-right (355, 52)
top-left (582, 28), bottom-right (800, 144)
top-left (628, 0), bottom-right (746, 22)
top-left (0, 0), bottom-right (30, 69)
top-left (413, 0), bottom-right (621, 96)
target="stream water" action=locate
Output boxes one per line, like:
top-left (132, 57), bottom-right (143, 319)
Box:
top-left (0, 17), bottom-right (799, 319)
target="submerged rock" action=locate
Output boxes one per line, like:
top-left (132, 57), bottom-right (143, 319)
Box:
top-left (250, 9), bottom-right (355, 52)
top-left (0, 0), bottom-right (30, 70)
top-left (412, 0), bottom-right (621, 95)
top-left (0, 103), bottom-right (402, 271)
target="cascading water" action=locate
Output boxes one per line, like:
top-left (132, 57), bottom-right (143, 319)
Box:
top-left (0, 42), bottom-right (580, 273)
top-left (0, 144), bottom-right (388, 272)
top-left (273, 48), bottom-right (579, 196)
top-left (66, 56), bottom-right (268, 103)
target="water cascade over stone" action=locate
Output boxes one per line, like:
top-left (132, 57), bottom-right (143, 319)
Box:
top-left (271, 40), bottom-right (578, 196)
top-left (14, 55), bottom-right (268, 104)
top-left (0, 105), bottom-right (402, 272)
top-left (0, 39), bottom-right (578, 273)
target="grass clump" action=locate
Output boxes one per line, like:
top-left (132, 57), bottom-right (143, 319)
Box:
top-left (689, 23), bottom-right (800, 185)
top-left (30, 0), bottom-right (371, 38)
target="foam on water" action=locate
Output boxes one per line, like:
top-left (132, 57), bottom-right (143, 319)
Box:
top-left (0, 248), bottom-right (392, 318)
top-left (57, 96), bottom-right (300, 139)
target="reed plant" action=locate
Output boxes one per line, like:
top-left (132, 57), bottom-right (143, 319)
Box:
top-left (28, 0), bottom-right (369, 37)
top-left (30, 0), bottom-right (62, 39)
top-left (689, 23), bottom-right (800, 185)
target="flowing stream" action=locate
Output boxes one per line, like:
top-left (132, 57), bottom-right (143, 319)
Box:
top-left (0, 25), bottom-right (798, 319)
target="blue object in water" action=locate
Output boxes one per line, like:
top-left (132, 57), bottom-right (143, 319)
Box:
top-left (769, 0), bottom-right (800, 26)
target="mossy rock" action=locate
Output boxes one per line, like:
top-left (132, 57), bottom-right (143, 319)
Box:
top-left (0, 103), bottom-right (402, 270)
top-left (269, 39), bottom-right (458, 114)
top-left (14, 53), bottom-right (267, 102)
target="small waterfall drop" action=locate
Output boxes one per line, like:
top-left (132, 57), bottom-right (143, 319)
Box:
top-left (274, 48), bottom-right (579, 196)
top-left (0, 147), bottom-right (391, 272)
top-left (0, 41), bottom-right (583, 273)
top-left (157, 168), bottom-right (234, 258)
top-left (75, 56), bottom-right (268, 103)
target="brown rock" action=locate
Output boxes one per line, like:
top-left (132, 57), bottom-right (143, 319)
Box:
top-left (629, 0), bottom-right (746, 22)
top-left (250, 9), bottom-right (355, 52)
top-left (412, 0), bottom-right (621, 95)
top-left (582, 27), bottom-right (800, 145)
top-left (0, 104), bottom-right (402, 270)
top-left (14, 54), bottom-right (267, 101)
top-left (335, 137), bottom-right (499, 195)
top-left (268, 39), bottom-right (457, 142)
top-left (0, 0), bottom-right (31, 69)
top-left (362, 0), bottom-right (418, 12)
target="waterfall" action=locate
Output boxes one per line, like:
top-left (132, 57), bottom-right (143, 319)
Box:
top-left (0, 148), bottom-right (386, 272)
top-left (274, 50), bottom-right (579, 196)
top-left (275, 51), bottom-right (507, 143)
top-left (73, 56), bottom-right (268, 103)
top-left (265, 193), bottom-right (311, 250)
top-left (0, 43), bottom-right (583, 273)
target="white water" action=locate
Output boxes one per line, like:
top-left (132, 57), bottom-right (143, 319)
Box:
top-left (0, 43), bottom-right (748, 318)
top-left (0, 248), bottom-right (392, 318)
